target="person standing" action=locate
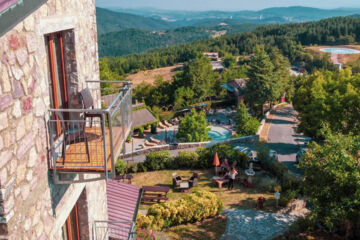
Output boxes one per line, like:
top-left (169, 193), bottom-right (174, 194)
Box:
top-left (227, 167), bottom-right (238, 190)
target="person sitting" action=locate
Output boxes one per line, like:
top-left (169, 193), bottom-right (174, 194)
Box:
top-left (224, 167), bottom-right (238, 190)
top-left (220, 159), bottom-right (229, 175)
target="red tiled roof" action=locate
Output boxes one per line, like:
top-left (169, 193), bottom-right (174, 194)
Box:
top-left (107, 179), bottom-right (142, 240)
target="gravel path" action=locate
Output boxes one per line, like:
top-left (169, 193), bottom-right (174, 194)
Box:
top-left (221, 209), bottom-right (297, 240)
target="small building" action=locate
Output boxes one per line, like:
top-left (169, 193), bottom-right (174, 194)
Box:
top-left (132, 104), bottom-right (157, 129)
top-left (211, 61), bottom-right (225, 71)
top-left (203, 52), bottom-right (219, 61)
top-left (222, 78), bottom-right (248, 105)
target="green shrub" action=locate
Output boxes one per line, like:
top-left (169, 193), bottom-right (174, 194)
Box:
top-left (137, 162), bottom-right (147, 172)
top-left (256, 176), bottom-right (279, 192)
top-left (196, 147), bottom-right (213, 169)
top-left (279, 189), bottom-right (299, 207)
top-left (144, 150), bottom-right (171, 171)
top-left (115, 159), bottom-right (126, 175)
top-left (137, 190), bottom-right (223, 230)
top-left (174, 151), bottom-right (199, 169)
top-left (211, 144), bottom-right (237, 162)
top-left (237, 151), bottom-right (250, 169)
top-left (139, 127), bottom-right (145, 138)
top-left (126, 161), bottom-right (138, 173)
top-left (126, 134), bottom-right (132, 143)
top-left (256, 142), bottom-right (270, 163)
top-left (151, 123), bottom-right (157, 134)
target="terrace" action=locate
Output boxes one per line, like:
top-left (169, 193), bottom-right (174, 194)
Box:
top-left (48, 81), bottom-right (132, 184)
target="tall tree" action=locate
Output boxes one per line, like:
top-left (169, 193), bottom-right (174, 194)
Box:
top-left (174, 56), bottom-right (217, 101)
top-left (176, 109), bottom-right (210, 142)
top-left (235, 102), bottom-right (260, 136)
top-left (299, 133), bottom-right (360, 237)
top-left (245, 46), bottom-right (275, 115)
top-left (293, 69), bottom-right (360, 138)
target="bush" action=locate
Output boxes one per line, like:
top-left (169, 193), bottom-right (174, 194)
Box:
top-left (174, 151), bottom-right (199, 169)
top-left (139, 127), bottom-right (145, 138)
top-left (137, 190), bottom-right (223, 230)
top-left (126, 161), bottom-right (138, 173)
top-left (196, 147), bottom-right (213, 169)
top-left (151, 123), bottom-right (157, 134)
top-left (256, 142), bottom-right (270, 163)
top-left (144, 151), bottom-right (171, 171)
top-left (115, 159), bottom-right (126, 175)
top-left (256, 176), bottom-right (279, 192)
top-left (237, 151), bottom-right (249, 169)
top-left (279, 189), bottom-right (299, 207)
top-left (137, 162), bottom-right (148, 172)
top-left (126, 134), bottom-right (132, 143)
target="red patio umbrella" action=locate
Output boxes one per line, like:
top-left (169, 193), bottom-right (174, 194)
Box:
top-left (213, 152), bottom-right (220, 175)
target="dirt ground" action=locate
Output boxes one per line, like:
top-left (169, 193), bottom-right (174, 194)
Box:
top-left (305, 45), bottom-right (360, 65)
top-left (126, 63), bottom-right (183, 88)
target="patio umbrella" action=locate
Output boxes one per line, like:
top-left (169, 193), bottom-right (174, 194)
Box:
top-left (213, 152), bottom-right (220, 175)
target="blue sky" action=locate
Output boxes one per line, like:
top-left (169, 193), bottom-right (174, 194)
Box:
top-left (95, 0), bottom-right (360, 11)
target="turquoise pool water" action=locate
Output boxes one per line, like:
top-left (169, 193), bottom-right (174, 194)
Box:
top-left (320, 48), bottom-right (360, 54)
top-left (208, 126), bottom-right (232, 141)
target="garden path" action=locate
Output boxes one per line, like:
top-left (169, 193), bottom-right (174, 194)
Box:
top-left (221, 209), bottom-right (297, 240)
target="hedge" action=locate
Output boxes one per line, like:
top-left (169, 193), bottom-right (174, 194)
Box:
top-left (137, 190), bottom-right (223, 230)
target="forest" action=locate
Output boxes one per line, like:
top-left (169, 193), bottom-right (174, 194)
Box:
top-left (100, 16), bottom-right (360, 76)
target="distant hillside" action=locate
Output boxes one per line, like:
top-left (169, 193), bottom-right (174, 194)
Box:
top-left (98, 24), bottom-right (257, 57)
top-left (96, 7), bottom-right (177, 35)
top-left (112, 6), bottom-right (360, 25)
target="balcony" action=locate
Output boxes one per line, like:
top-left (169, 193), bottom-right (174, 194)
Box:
top-left (93, 220), bottom-right (135, 240)
top-left (48, 81), bottom-right (132, 183)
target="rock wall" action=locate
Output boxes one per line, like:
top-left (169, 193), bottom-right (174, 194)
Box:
top-left (0, 0), bottom-right (107, 239)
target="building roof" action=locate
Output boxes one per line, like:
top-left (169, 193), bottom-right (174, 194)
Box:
top-left (211, 61), bottom-right (225, 71)
top-left (0, 0), bottom-right (48, 37)
top-left (132, 108), bottom-right (157, 128)
top-left (107, 179), bottom-right (142, 239)
top-left (223, 78), bottom-right (248, 94)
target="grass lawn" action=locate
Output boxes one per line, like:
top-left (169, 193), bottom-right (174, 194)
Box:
top-left (132, 169), bottom-right (277, 211)
top-left (132, 169), bottom-right (279, 239)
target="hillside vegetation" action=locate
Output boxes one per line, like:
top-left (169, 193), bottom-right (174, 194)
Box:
top-left (96, 7), bottom-right (176, 35)
top-left (101, 16), bottom-right (360, 76)
top-left (98, 24), bottom-right (258, 56)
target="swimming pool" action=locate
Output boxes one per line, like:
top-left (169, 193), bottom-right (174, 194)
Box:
top-left (320, 48), bottom-right (360, 54)
top-left (208, 126), bottom-right (232, 141)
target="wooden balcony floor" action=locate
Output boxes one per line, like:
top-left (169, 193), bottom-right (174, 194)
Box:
top-left (51, 126), bottom-right (124, 172)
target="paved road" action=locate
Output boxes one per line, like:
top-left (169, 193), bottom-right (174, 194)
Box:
top-left (267, 105), bottom-right (307, 174)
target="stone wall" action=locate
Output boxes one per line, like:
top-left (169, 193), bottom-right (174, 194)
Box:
top-left (0, 0), bottom-right (107, 239)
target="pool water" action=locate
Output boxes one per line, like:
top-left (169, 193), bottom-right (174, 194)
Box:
top-left (320, 48), bottom-right (360, 54)
top-left (208, 126), bottom-right (232, 141)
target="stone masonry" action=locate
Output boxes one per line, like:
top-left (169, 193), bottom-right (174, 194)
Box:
top-left (0, 0), bottom-right (108, 239)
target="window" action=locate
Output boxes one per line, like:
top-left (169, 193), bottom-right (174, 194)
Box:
top-left (61, 203), bottom-right (80, 240)
top-left (46, 31), bottom-right (70, 136)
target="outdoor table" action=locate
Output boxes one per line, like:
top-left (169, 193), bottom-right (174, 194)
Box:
top-left (180, 182), bottom-right (190, 193)
top-left (115, 174), bottom-right (133, 184)
top-left (142, 186), bottom-right (170, 203)
top-left (212, 176), bottom-right (229, 189)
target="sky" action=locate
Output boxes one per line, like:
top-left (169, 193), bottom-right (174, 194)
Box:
top-left (95, 0), bottom-right (360, 11)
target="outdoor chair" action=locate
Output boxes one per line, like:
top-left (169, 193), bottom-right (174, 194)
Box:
top-left (164, 120), bottom-right (173, 127)
top-left (150, 137), bottom-right (161, 144)
top-left (188, 173), bottom-right (199, 188)
top-left (172, 173), bottom-right (182, 189)
top-left (79, 88), bottom-right (104, 129)
top-left (145, 140), bottom-right (157, 147)
top-left (158, 122), bottom-right (167, 129)
top-left (54, 111), bottom-right (90, 164)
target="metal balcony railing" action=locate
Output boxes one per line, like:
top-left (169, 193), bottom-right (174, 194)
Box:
top-left (48, 81), bottom-right (132, 181)
top-left (93, 220), bottom-right (135, 240)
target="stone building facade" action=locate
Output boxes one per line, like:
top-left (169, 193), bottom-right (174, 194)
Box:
top-left (0, 0), bottom-right (109, 239)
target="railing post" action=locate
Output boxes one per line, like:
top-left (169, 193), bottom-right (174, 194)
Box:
top-left (107, 111), bottom-right (116, 179)
top-left (101, 113), bottom-right (108, 180)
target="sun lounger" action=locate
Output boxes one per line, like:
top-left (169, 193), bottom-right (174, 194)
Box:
top-left (164, 120), bottom-right (173, 127)
top-left (158, 122), bottom-right (167, 129)
top-left (150, 137), bottom-right (161, 144)
top-left (145, 140), bottom-right (158, 147)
